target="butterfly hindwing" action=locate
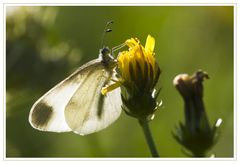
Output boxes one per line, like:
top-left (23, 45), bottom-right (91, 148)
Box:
top-left (64, 64), bottom-right (122, 135)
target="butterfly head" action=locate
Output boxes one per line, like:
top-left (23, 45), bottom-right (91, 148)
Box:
top-left (99, 47), bottom-right (116, 68)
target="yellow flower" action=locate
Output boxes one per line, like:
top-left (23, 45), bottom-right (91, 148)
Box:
top-left (102, 35), bottom-right (161, 119)
top-left (102, 35), bottom-right (160, 95)
top-left (118, 35), bottom-right (159, 91)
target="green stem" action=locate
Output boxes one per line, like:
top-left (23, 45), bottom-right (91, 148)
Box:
top-left (139, 119), bottom-right (160, 157)
top-left (192, 151), bottom-right (206, 157)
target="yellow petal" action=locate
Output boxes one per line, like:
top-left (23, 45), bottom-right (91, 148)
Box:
top-left (118, 51), bottom-right (126, 69)
top-left (145, 35), bottom-right (155, 54)
top-left (118, 51), bottom-right (130, 80)
top-left (126, 38), bottom-right (139, 48)
top-left (134, 46), bottom-right (145, 75)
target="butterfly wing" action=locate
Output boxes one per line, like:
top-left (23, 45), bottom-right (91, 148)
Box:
top-left (29, 59), bottom-right (105, 132)
top-left (64, 64), bottom-right (122, 135)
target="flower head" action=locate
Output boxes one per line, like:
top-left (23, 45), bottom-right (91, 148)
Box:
top-left (102, 35), bottom-right (161, 120)
top-left (173, 70), bottom-right (222, 157)
top-left (117, 35), bottom-right (160, 92)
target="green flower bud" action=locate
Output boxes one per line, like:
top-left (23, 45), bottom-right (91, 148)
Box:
top-left (173, 70), bottom-right (222, 157)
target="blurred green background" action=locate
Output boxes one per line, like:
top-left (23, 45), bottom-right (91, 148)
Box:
top-left (6, 6), bottom-right (233, 157)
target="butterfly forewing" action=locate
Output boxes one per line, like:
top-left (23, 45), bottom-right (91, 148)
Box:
top-left (29, 59), bottom-right (100, 132)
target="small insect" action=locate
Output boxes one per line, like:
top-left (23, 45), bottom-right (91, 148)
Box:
top-left (29, 22), bottom-right (123, 135)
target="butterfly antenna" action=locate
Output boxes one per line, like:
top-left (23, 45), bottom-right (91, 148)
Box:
top-left (101, 20), bottom-right (113, 48)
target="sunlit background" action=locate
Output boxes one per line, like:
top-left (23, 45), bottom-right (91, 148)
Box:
top-left (6, 6), bottom-right (233, 157)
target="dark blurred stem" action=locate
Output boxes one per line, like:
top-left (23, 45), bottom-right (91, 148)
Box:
top-left (192, 151), bottom-right (206, 157)
top-left (139, 119), bottom-right (160, 157)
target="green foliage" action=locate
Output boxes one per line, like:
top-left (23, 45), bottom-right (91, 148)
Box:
top-left (6, 6), bottom-right (233, 157)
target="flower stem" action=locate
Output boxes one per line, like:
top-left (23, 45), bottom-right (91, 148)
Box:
top-left (192, 151), bottom-right (206, 157)
top-left (139, 119), bottom-right (160, 157)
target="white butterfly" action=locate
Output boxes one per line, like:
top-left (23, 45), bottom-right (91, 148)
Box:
top-left (28, 47), bottom-right (122, 135)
